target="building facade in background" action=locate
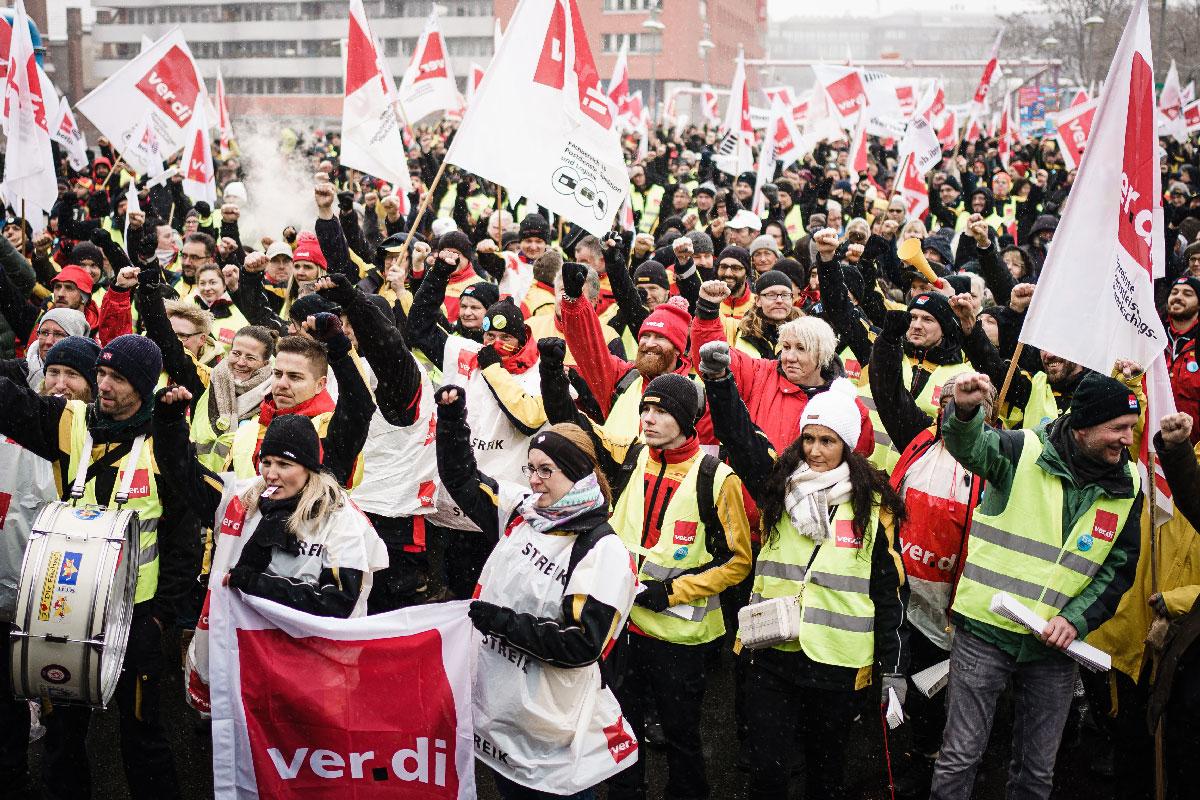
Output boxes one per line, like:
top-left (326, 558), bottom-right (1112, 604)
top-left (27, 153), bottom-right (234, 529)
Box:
top-left (88, 0), bottom-right (764, 120)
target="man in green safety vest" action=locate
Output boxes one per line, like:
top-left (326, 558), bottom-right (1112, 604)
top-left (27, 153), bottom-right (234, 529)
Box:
top-left (0, 334), bottom-right (184, 798)
top-left (930, 370), bottom-right (1144, 800)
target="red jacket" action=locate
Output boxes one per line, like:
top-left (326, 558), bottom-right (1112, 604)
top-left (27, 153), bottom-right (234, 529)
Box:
top-left (690, 313), bottom-right (873, 456)
top-left (1167, 319), bottom-right (1200, 445)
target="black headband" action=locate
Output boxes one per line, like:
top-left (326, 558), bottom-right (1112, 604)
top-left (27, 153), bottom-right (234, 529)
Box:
top-left (528, 431), bottom-right (594, 483)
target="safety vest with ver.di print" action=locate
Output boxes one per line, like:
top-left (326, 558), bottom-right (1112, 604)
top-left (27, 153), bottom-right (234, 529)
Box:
top-left (859, 358), bottom-right (971, 472)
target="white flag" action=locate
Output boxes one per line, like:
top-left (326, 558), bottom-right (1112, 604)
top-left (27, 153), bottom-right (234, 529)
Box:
top-left (181, 97), bottom-right (217, 207)
top-left (700, 84), bottom-right (721, 126)
top-left (340, 0), bottom-right (414, 195)
top-left (77, 28), bottom-right (206, 157)
top-left (3, 0), bottom-right (58, 221)
top-left (214, 67), bottom-right (235, 159)
top-left (51, 98), bottom-right (89, 172)
top-left (1158, 59), bottom-right (1187, 143)
top-left (398, 10), bottom-right (462, 124)
top-left (1141, 356), bottom-right (1177, 525)
top-left (898, 114), bottom-right (942, 176)
top-left (122, 111), bottom-right (166, 177)
top-left (444, 0), bottom-right (627, 238)
top-left (1021, 0), bottom-right (1167, 374)
top-left (715, 53), bottom-right (754, 177)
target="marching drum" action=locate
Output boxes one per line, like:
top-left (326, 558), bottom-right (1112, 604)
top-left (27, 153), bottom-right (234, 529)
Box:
top-left (9, 501), bottom-right (138, 708)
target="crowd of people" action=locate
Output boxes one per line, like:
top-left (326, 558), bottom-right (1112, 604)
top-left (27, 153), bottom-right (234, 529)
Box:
top-left (0, 109), bottom-right (1199, 800)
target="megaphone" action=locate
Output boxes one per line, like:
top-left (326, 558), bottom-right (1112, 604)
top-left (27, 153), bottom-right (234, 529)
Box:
top-left (897, 237), bottom-right (943, 286)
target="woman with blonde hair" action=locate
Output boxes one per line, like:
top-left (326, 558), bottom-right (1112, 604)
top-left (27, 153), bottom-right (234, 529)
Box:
top-left (154, 386), bottom-right (387, 618)
top-left (434, 385), bottom-right (637, 799)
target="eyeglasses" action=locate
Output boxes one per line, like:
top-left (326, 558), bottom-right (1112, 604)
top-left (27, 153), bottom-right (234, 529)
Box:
top-left (175, 330), bottom-right (203, 341)
top-left (759, 291), bottom-right (793, 302)
top-left (521, 464), bottom-right (560, 480)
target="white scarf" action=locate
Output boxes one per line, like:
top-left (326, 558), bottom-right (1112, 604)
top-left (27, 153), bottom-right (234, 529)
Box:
top-left (783, 462), bottom-right (853, 543)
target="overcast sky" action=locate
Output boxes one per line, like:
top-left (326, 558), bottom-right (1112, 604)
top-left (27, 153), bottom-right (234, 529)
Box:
top-left (767, 0), bottom-right (1038, 19)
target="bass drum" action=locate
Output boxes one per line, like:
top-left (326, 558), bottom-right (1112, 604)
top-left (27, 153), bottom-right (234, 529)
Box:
top-left (9, 501), bottom-right (138, 708)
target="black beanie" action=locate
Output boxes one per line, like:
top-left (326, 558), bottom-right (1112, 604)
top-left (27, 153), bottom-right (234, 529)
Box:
top-left (483, 298), bottom-right (528, 344)
top-left (717, 245), bottom-right (752, 271)
top-left (841, 266), bottom-right (865, 303)
top-left (438, 230), bottom-right (475, 262)
top-left (44, 336), bottom-right (100, 394)
top-left (634, 261), bottom-right (671, 291)
top-left (944, 273), bottom-right (973, 296)
top-left (97, 334), bottom-right (162, 403)
top-left (68, 242), bottom-right (104, 267)
top-left (289, 292), bottom-right (340, 323)
top-left (773, 257), bottom-right (806, 290)
top-left (461, 281), bottom-right (500, 309)
top-left (908, 292), bottom-right (957, 339)
top-left (640, 373), bottom-right (702, 437)
top-left (519, 213), bottom-right (550, 242)
top-left (528, 430), bottom-right (594, 483)
top-left (1173, 275), bottom-right (1200, 298)
top-left (259, 414), bottom-right (324, 472)
top-left (754, 270), bottom-right (793, 294)
top-left (1067, 373), bottom-right (1141, 430)
top-left (736, 171), bottom-right (757, 190)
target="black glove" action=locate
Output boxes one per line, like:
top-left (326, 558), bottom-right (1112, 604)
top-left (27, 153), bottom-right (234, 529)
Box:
top-left (152, 387), bottom-right (189, 423)
top-left (601, 232), bottom-right (625, 272)
top-left (537, 337), bottom-right (567, 369)
top-left (337, 191), bottom-right (355, 213)
top-left (475, 344), bottom-right (503, 370)
top-left (134, 225), bottom-right (159, 266)
top-left (316, 273), bottom-right (358, 307)
top-left (225, 565), bottom-right (255, 592)
top-left (430, 254), bottom-right (458, 278)
top-left (468, 600), bottom-right (507, 636)
top-left (194, 201), bottom-right (212, 218)
top-left (433, 385), bottom-right (467, 419)
top-left (883, 309), bottom-right (910, 341)
top-left (309, 312), bottom-right (352, 360)
top-left (634, 580), bottom-right (672, 612)
top-left (561, 261), bottom-right (588, 300)
top-left (89, 227), bottom-right (113, 248)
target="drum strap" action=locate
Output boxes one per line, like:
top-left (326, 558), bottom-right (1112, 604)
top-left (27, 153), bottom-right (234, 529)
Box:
top-left (70, 433), bottom-right (147, 507)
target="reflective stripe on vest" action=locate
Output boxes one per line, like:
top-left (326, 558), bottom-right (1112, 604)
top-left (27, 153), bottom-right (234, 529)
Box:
top-left (859, 359), bottom-right (970, 472)
top-left (609, 447), bottom-right (731, 645)
top-left (66, 401), bottom-right (161, 604)
top-left (951, 429), bottom-right (1139, 633)
top-left (747, 500), bottom-right (879, 667)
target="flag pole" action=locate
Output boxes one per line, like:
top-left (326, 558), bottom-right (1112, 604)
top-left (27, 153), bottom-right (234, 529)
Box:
top-left (100, 157), bottom-right (125, 190)
top-left (1146, 443), bottom-right (1165, 800)
top-left (991, 342), bottom-right (1025, 426)
top-left (391, 158), bottom-right (449, 278)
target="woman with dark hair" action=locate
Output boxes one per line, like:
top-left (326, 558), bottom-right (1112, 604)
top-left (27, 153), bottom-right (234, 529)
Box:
top-left (700, 348), bottom-right (909, 800)
top-left (434, 386), bottom-right (638, 800)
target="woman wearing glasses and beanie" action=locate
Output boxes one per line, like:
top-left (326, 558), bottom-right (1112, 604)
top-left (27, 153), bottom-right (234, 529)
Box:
top-left (434, 384), bottom-right (637, 800)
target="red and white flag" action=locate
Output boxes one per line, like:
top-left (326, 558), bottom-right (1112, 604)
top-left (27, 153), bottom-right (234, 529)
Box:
top-left (466, 62), bottom-right (486, 106)
top-left (1185, 98), bottom-right (1200, 132)
top-left (1070, 87), bottom-right (1091, 107)
top-left (752, 95), bottom-right (807, 214)
top-left (1158, 58), bottom-right (1187, 142)
top-left (845, 111), bottom-right (870, 185)
top-left (1021, 0), bottom-right (1167, 375)
top-left (700, 84), bottom-right (721, 126)
top-left (341, 0), bottom-right (414, 195)
top-left (3, 0), bottom-right (56, 220)
top-left (963, 114), bottom-right (982, 144)
top-left (898, 114), bottom-right (943, 176)
top-left (896, 154), bottom-right (929, 220)
top-left (936, 108), bottom-right (959, 150)
top-left (715, 53), bottom-right (754, 176)
top-left (894, 80), bottom-right (919, 120)
top-left (123, 110), bottom-right (166, 177)
top-left (812, 64), bottom-right (867, 122)
top-left (181, 95), bottom-right (217, 206)
top-left (51, 96), bottom-right (89, 172)
top-left (997, 92), bottom-right (1015, 167)
top-left (762, 86), bottom-right (794, 113)
top-left (1052, 97), bottom-right (1099, 170)
top-left (962, 30), bottom-right (1003, 142)
top-left (77, 28), bottom-right (205, 157)
top-left (399, 9), bottom-right (462, 124)
top-left (607, 40), bottom-right (631, 126)
top-left (1182, 80), bottom-right (1195, 105)
top-left (214, 67), bottom-right (235, 159)
top-left (917, 79), bottom-right (946, 123)
top-left (1140, 356), bottom-right (1177, 524)
top-left (209, 586), bottom-right (475, 798)
top-left (445, 0), bottom-right (626, 237)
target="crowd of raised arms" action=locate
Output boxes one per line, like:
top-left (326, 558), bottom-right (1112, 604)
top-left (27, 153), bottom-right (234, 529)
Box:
top-left (4, 115), bottom-right (1200, 800)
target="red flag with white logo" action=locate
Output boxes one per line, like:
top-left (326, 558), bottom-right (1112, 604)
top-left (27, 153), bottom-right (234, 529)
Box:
top-left (715, 53), bottom-right (754, 176)
top-left (1021, 0), bottom-right (1167, 374)
top-left (1185, 98), bottom-right (1200, 132)
top-left (3, 0), bottom-right (59, 220)
top-left (341, 0), bottom-right (414, 195)
top-left (444, 0), bottom-right (626, 237)
top-left (77, 28), bottom-right (205, 157)
top-left (209, 586), bottom-right (476, 798)
top-left (399, 9), bottom-right (463, 124)
top-left (181, 95), bottom-right (217, 206)
top-left (897, 154), bottom-right (929, 220)
top-left (936, 108), bottom-right (959, 150)
top-left (1052, 97), bottom-right (1098, 170)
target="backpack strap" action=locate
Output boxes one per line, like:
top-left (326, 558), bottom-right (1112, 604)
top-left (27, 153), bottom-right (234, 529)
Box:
top-left (609, 367), bottom-right (641, 410)
top-left (696, 454), bottom-right (725, 557)
top-left (608, 442), bottom-right (645, 502)
top-left (564, 523), bottom-right (616, 588)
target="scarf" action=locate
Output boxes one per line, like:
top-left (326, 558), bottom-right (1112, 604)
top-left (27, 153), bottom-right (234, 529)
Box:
top-left (784, 462), bottom-right (853, 543)
top-left (468, 333), bottom-right (540, 375)
top-left (254, 390), bottom-right (337, 471)
top-left (233, 492), bottom-right (303, 575)
top-left (1047, 416), bottom-right (1127, 490)
top-left (208, 359), bottom-right (274, 433)
top-left (88, 398), bottom-right (154, 444)
top-left (518, 473), bottom-right (607, 533)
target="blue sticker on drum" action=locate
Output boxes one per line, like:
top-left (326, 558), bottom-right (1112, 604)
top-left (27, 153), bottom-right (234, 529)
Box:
top-left (57, 553), bottom-right (82, 586)
top-left (72, 508), bottom-right (102, 521)
top-left (40, 664), bottom-right (70, 684)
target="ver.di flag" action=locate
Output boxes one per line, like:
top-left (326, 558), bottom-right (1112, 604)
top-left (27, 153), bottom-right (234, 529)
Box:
top-left (77, 28), bottom-right (205, 157)
top-left (752, 95), bottom-right (806, 214)
top-left (1053, 97), bottom-right (1099, 170)
top-left (715, 52), bottom-right (754, 177)
top-left (51, 97), bottom-right (89, 172)
top-left (340, 0), bottom-right (414, 196)
top-left (1021, 0), bottom-right (1167, 374)
top-left (2, 0), bottom-right (57, 221)
top-left (445, 0), bottom-right (626, 238)
top-left (208, 586), bottom-right (475, 798)
top-left (398, 9), bottom-right (462, 124)
top-left (181, 95), bottom-right (217, 207)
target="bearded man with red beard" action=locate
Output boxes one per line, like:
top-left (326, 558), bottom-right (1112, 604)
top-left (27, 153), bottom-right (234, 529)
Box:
top-left (559, 258), bottom-right (715, 447)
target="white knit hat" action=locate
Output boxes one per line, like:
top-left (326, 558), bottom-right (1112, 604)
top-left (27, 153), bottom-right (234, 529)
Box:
top-left (798, 378), bottom-right (862, 450)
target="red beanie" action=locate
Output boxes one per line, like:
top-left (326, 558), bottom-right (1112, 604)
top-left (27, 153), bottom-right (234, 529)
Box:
top-left (51, 265), bottom-right (95, 295)
top-left (291, 231), bottom-right (327, 270)
top-left (639, 296), bottom-right (691, 355)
